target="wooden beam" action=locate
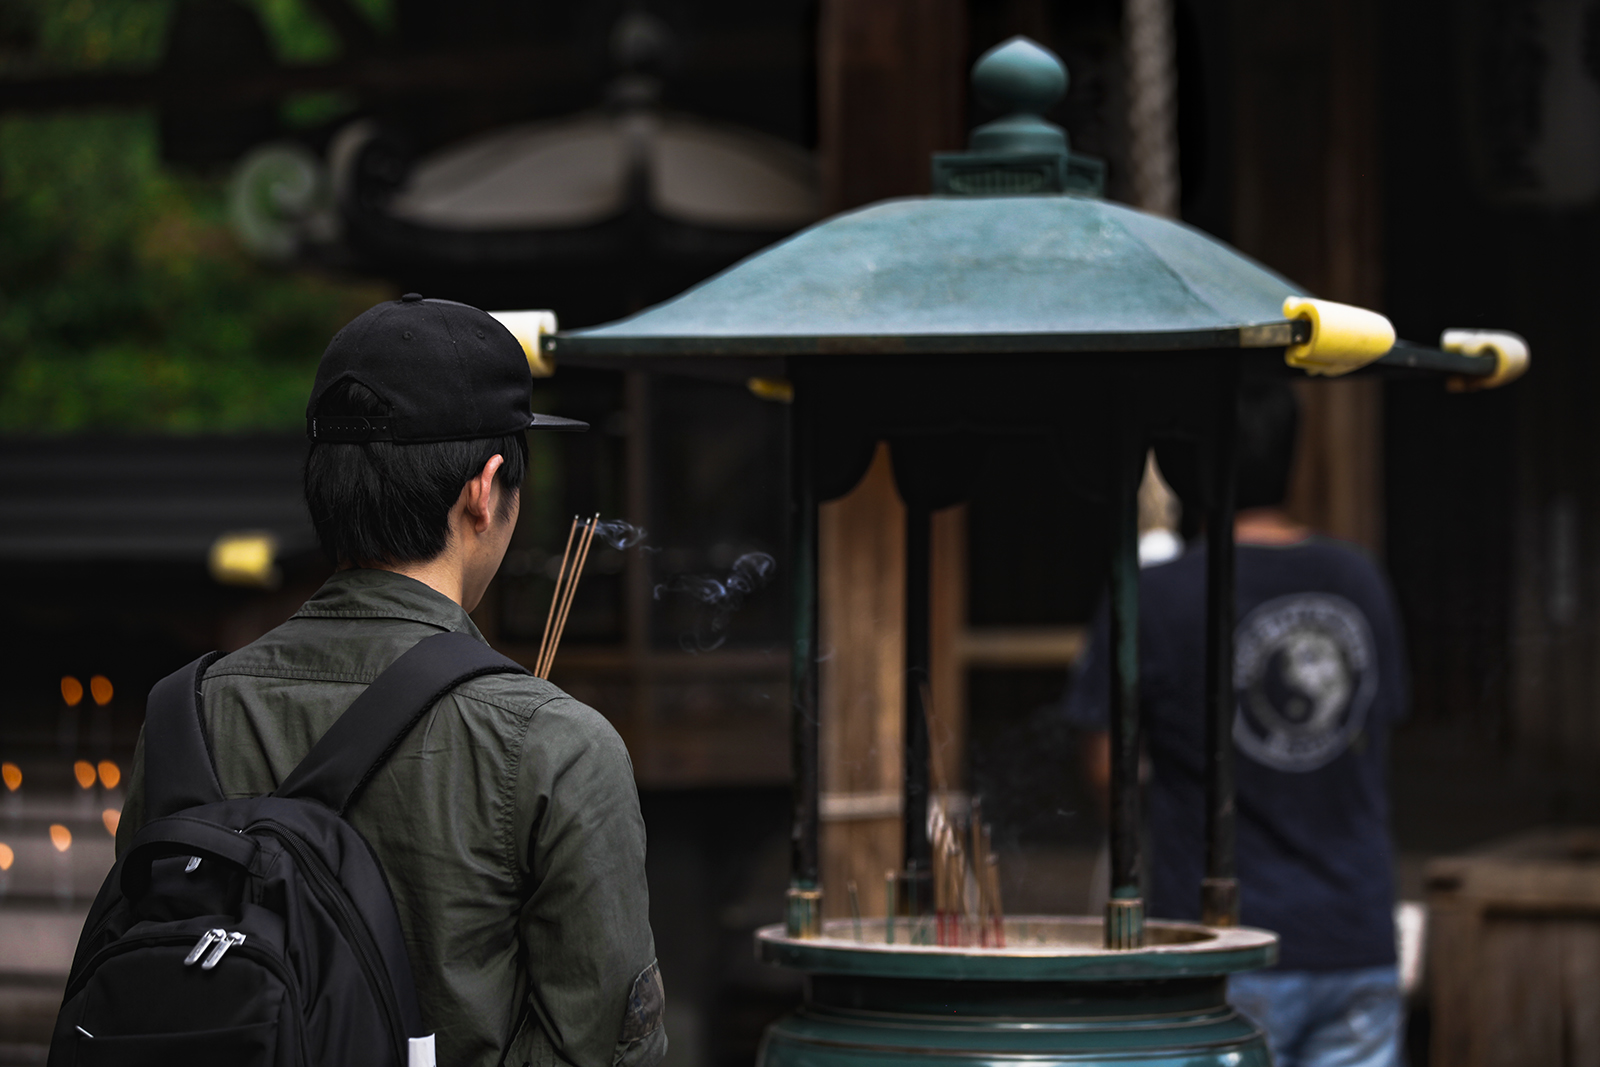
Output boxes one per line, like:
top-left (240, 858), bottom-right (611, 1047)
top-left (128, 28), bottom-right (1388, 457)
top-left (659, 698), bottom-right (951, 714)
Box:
top-left (956, 626), bottom-right (1086, 666)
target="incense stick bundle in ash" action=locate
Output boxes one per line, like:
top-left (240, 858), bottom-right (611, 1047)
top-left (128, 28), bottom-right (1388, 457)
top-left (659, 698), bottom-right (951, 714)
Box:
top-left (971, 812), bottom-right (1004, 948)
top-left (925, 797), bottom-right (1005, 948)
top-left (535, 513), bottom-right (600, 678)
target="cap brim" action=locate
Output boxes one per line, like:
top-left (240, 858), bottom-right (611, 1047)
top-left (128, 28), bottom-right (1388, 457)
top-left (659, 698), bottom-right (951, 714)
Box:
top-left (528, 413), bottom-right (589, 432)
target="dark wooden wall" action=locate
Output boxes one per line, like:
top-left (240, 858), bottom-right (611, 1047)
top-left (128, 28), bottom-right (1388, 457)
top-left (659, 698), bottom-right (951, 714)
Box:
top-left (1380, 0), bottom-right (1600, 824)
top-left (1226, 0), bottom-right (1387, 554)
top-left (818, 0), bottom-right (967, 211)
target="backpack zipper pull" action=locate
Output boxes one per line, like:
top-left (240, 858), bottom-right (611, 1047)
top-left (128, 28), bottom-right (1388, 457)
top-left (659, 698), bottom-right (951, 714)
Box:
top-left (183, 928), bottom-right (225, 966)
top-left (201, 930), bottom-right (247, 970)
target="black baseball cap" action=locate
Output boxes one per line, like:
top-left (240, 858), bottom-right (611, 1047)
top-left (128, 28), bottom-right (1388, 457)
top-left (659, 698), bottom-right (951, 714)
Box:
top-left (306, 293), bottom-right (587, 443)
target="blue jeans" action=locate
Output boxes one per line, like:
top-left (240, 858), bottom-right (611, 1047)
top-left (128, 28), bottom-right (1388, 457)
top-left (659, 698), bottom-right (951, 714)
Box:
top-left (1228, 965), bottom-right (1402, 1067)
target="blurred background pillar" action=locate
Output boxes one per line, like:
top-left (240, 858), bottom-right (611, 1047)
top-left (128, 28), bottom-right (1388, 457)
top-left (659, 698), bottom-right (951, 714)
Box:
top-left (1123, 0), bottom-right (1179, 219)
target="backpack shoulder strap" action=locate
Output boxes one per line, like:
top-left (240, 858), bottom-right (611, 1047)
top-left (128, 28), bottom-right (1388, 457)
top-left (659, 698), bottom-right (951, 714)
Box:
top-left (143, 651), bottom-right (226, 817)
top-left (274, 630), bottom-right (530, 815)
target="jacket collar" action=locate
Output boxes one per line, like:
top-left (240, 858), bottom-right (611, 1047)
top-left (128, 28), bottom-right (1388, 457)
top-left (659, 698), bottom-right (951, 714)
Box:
top-left (293, 567), bottom-right (487, 641)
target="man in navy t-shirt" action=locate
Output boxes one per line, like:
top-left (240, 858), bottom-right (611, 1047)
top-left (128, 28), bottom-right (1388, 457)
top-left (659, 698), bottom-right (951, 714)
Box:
top-left (1065, 378), bottom-right (1407, 1067)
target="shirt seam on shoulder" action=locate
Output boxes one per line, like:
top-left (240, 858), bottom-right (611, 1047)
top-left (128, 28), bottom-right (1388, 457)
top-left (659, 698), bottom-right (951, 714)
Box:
top-left (292, 608), bottom-right (461, 628)
top-left (456, 685), bottom-right (565, 718)
top-left (497, 693), bottom-right (561, 892)
top-left (204, 665), bottom-right (379, 684)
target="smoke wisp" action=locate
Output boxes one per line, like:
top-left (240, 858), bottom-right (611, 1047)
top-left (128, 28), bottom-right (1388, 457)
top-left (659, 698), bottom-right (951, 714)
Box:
top-left (654, 551), bottom-right (777, 652)
top-left (592, 519), bottom-right (649, 550)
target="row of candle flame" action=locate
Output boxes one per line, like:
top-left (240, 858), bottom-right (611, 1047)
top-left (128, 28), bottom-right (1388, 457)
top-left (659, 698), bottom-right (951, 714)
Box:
top-left (0, 673), bottom-right (124, 882)
top-left (61, 675), bottom-right (115, 707)
top-left (0, 672), bottom-right (121, 881)
top-left (1, 758), bottom-right (125, 874)
top-left (0, 814), bottom-right (120, 873)
top-left (3, 759), bottom-right (121, 792)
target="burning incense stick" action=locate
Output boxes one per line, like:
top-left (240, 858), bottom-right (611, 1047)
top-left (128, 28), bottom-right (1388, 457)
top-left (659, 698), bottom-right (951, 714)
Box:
top-left (985, 848), bottom-right (1005, 947)
top-left (535, 517), bottom-right (581, 675)
top-left (923, 791), bottom-right (1006, 947)
top-left (546, 515), bottom-right (599, 671)
top-left (536, 514), bottom-right (600, 678)
top-left (539, 514), bottom-right (598, 677)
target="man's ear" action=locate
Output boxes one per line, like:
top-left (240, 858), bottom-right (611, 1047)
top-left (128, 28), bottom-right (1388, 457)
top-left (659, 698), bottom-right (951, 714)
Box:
top-left (462, 454), bottom-right (506, 533)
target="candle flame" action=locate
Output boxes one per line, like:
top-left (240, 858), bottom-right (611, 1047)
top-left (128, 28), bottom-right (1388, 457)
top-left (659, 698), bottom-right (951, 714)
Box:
top-left (49, 824), bottom-right (72, 852)
top-left (73, 761), bottom-right (96, 790)
top-left (1, 762), bottom-right (19, 791)
top-left (0, 842), bottom-right (12, 870)
top-left (97, 760), bottom-right (121, 789)
top-left (102, 809), bottom-right (120, 836)
top-left (60, 676), bottom-right (83, 707)
top-left (89, 676), bottom-right (113, 706)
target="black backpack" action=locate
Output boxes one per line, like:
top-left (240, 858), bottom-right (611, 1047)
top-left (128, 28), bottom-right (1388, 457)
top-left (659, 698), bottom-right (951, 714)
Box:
top-left (51, 631), bottom-right (529, 1067)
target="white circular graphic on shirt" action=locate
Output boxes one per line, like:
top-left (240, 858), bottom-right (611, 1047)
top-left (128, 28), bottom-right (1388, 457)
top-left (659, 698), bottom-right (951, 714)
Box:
top-left (1233, 592), bottom-right (1377, 772)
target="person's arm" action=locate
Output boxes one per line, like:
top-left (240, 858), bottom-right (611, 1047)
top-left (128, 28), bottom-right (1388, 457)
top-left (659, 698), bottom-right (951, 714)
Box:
top-left (512, 698), bottom-right (665, 1067)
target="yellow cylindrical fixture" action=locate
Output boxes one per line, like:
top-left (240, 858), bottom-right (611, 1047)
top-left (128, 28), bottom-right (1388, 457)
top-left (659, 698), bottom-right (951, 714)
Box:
top-left (1282, 296), bottom-right (1396, 376)
top-left (489, 310), bottom-right (559, 378)
top-left (1442, 328), bottom-right (1530, 391)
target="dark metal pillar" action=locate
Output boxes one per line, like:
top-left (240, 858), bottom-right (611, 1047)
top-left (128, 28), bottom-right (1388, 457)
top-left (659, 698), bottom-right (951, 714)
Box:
top-left (786, 377), bottom-right (822, 937)
top-left (1201, 359), bottom-right (1241, 926)
top-left (1106, 383), bottom-right (1146, 950)
top-left (903, 498), bottom-right (933, 916)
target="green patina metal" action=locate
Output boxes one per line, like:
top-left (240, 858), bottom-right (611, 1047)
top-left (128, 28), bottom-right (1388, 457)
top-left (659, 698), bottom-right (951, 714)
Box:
top-left (548, 188), bottom-right (1491, 374)
top-left (756, 921), bottom-right (1274, 1066)
top-left (544, 32), bottom-right (1504, 1067)
top-left (931, 36), bottom-right (1106, 196)
top-left (554, 194), bottom-right (1306, 356)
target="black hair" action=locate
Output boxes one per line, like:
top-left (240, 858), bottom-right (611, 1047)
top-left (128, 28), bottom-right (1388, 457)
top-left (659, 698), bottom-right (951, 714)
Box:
top-left (304, 380), bottom-right (528, 567)
top-left (1154, 375), bottom-right (1300, 519)
top-left (1234, 375), bottom-right (1299, 510)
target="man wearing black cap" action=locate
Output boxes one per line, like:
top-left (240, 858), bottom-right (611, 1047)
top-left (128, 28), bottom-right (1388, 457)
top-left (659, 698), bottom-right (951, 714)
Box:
top-left (118, 295), bottom-right (666, 1067)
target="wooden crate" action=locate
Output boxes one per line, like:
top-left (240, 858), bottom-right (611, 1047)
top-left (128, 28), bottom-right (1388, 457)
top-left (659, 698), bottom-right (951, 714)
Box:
top-left (1428, 828), bottom-right (1600, 1067)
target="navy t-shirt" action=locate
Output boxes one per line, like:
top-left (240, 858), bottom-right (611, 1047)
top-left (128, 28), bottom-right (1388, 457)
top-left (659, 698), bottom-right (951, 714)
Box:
top-left (1064, 538), bottom-right (1406, 971)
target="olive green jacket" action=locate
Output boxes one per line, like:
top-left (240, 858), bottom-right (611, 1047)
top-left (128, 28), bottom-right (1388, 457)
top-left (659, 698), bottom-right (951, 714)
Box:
top-left (119, 568), bottom-right (665, 1067)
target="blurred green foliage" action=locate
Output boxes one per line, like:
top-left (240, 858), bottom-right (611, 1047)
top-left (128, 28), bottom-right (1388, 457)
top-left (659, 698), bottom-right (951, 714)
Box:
top-left (0, 0), bottom-right (394, 434)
